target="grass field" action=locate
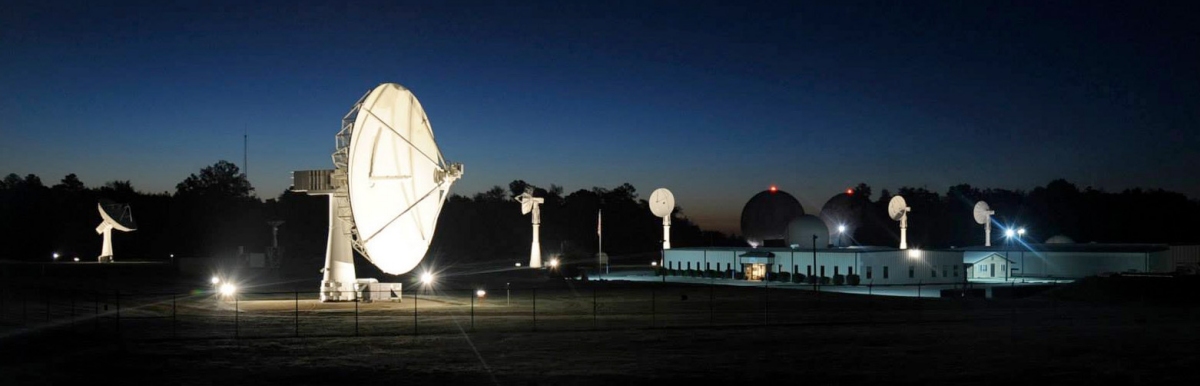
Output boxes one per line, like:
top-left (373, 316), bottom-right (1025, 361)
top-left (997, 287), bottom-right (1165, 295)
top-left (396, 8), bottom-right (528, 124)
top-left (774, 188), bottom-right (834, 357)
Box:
top-left (2, 270), bottom-right (1198, 385)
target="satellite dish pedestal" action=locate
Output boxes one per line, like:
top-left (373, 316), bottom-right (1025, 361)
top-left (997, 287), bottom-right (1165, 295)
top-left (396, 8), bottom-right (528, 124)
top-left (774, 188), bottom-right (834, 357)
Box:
top-left (662, 216), bottom-right (671, 250)
top-left (96, 223), bottom-right (115, 263)
top-left (321, 193), bottom-right (357, 302)
top-left (899, 212), bottom-right (908, 250)
top-left (516, 188), bottom-right (544, 268)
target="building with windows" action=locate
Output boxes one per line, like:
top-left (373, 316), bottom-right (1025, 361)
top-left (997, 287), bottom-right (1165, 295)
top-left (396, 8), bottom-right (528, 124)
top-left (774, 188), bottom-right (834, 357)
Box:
top-left (663, 246), bottom-right (965, 285)
top-left (961, 243), bottom-right (1171, 279)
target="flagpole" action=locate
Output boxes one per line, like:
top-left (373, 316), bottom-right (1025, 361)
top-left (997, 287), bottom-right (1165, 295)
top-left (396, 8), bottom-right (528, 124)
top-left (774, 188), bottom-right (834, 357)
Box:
top-left (598, 209), bottom-right (604, 277)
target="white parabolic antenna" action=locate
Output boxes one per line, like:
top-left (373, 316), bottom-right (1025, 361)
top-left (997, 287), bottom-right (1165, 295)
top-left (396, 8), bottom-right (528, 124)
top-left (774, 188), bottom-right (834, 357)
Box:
top-left (292, 82), bottom-right (463, 302)
top-left (887, 195), bottom-right (911, 249)
top-left (345, 84), bottom-right (462, 275)
top-left (973, 201), bottom-right (995, 247)
top-left (96, 200), bottom-right (136, 263)
top-left (515, 188), bottom-right (545, 268)
top-left (649, 188), bottom-right (674, 250)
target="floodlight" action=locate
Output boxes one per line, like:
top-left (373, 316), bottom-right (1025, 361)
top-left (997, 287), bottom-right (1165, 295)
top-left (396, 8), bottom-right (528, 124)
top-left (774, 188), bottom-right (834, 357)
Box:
top-left (1018, 228), bottom-right (1026, 236)
top-left (219, 283), bottom-right (236, 296)
top-left (907, 249), bottom-right (921, 258)
top-left (53, 253), bottom-right (59, 260)
top-left (651, 261), bottom-right (657, 267)
top-left (73, 257), bottom-right (80, 262)
top-left (837, 225), bottom-right (846, 233)
top-left (421, 272), bottom-right (434, 285)
top-left (1005, 229), bottom-right (1015, 238)
top-left (476, 289), bottom-right (486, 298)
top-left (515, 262), bottom-right (522, 267)
top-left (211, 276), bottom-right (220, 285)
top-left (549, 258), bottom-right (560, 268)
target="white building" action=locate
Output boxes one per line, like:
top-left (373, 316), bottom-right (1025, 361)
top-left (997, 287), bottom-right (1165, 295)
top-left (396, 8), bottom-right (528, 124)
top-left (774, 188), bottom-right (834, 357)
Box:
top-left (960, 243), bottom-right (1171, 279)
top-left (663, 246), bottom-right (965, 285)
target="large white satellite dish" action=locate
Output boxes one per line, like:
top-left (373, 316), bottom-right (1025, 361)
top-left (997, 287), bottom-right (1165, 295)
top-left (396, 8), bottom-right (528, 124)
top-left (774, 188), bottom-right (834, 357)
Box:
top-left (973, 201), bottom-right (995, 247)
top-left (887, 195), bottom-right (911, 249)
top-left (515, 188), bottom-right (545, 268)
top-left (293, 83), bottom-right (463, 301)
top-left (96, 200), bottom-right (136, 263)
top-left (649, 188), bottom-right (674, 250)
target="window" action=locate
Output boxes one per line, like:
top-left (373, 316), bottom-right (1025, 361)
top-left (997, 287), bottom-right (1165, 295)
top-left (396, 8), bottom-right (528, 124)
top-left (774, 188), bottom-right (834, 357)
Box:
top-left (706, 262), bottom-right (711, 271)
top-left (794, 265), bottom-right (798, 274)
top-left (866, 266), bottom-right (873, 279)
top-left (848, 266), bottom-right (853, 276)
top-left (726, 263), bottom-right (731, 271)
top-left (820, 266), bottom-right (826, 278)
top-left (687, 262), bottom-right (691, 270)
top-left (807, 265), bottom-right (812, 276)
top-left (909, 265), bottom-right (914, 278)
top-left (943, 265), bottom-right (948, 278)
top-left (931, 266), bottom-right (937, 278)
top-left (883, 266), bottom-right (889, 279)
top-left (834, 266), bottom-right (840, 276)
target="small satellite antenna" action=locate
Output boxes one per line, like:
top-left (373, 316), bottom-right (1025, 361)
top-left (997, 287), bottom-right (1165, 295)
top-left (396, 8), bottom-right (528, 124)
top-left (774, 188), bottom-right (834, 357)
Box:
top-left (649, 188), bottom-right (675, 250)
top-left (887, 195), bottom-right (911, 249)
top-left (292, 83), bottom-right (463, 301)
top-left (973, 201), bottom-right (995, 247)
top-left (515, 187), bottom-right (545, 268)
top-left (96, 200), bottom-right (136, 263)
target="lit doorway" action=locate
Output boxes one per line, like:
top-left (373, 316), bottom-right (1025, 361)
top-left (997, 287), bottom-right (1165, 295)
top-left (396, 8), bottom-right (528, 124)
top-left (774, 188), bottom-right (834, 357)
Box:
top-left (745, 263), bottom-right (767, 281)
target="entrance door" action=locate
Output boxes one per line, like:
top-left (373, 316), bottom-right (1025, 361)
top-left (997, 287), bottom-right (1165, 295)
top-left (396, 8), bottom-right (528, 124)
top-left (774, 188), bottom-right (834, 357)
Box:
top-left (990, 263), bottom-right (995, 278)
top-left (745, 264), bottom-right (766, 281)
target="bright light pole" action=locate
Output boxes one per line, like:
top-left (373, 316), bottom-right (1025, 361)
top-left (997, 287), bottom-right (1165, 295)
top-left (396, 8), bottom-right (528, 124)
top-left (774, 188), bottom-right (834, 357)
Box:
top-left (52, 253), bottom-right (59, 262)
top-left (1017, 228), bottom-right (1026, 280)
top-left (1004, 228), bottom-right (1015, 282)
top-left (837, 225), bottom-right (846, 248)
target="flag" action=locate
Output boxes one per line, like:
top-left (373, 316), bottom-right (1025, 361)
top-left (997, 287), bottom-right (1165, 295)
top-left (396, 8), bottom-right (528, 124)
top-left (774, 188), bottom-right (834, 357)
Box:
top-left (597, 210), bottom-right (602, 236)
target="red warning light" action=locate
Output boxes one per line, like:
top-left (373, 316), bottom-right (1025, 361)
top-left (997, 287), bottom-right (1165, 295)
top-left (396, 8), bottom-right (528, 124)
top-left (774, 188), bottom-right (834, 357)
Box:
top-left (846, 188), bottom-right (854, 195)
top-left (769, 185), bottom-right (778, 193)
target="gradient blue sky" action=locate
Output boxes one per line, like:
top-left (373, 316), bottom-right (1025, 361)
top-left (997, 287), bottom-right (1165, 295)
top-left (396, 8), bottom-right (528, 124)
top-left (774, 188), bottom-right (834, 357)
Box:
top-left (2, 1), bottom-right (1197, 233)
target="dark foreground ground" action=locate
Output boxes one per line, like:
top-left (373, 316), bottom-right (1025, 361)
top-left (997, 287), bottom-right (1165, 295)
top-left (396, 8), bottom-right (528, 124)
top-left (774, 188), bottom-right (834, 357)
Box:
top-left (2, 269), bottom-right (1199, 385)
top-left (3, 309), bottom-right (1198, 386)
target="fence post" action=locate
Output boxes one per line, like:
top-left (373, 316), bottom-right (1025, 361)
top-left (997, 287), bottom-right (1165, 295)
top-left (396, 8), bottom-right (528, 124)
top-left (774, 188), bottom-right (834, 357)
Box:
top-left (355, 299), bottom-right (359, 337)
top-left (171, 293), bottom-right (176, 339)
top-left (115, 289), bottom-right (120, 335)
top-left (471, 290), bottom-right (475, 332)
top-left (532, 288), bottom-right (537, 332)
top-left (764, 284), bottom-right (769, 325)
top-left (45, 289), bottom-right (50, 322)
top-left (234, 293), bottom-right (239, 339)
top-left (71, 292), bottom-right (76, 330)
top-left (93, 290), bottom-right (98, 331)
top-left (709, 282), bottom-right (714, 325)
top-left (413, 291), bottom-right (418, 336)
top-left (22, 289), bottom-right (27, 325)
top-left (651, 286), bottom-right (656, 328)
top-left (592, 287), bottom-right (597, 330)
top-left (294, 290), bottom-right (299, 338)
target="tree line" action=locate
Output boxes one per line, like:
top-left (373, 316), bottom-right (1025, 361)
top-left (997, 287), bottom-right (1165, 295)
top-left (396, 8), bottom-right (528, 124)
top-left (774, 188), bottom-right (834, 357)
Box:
top-left (3, 161), bottom-right (1198, 272)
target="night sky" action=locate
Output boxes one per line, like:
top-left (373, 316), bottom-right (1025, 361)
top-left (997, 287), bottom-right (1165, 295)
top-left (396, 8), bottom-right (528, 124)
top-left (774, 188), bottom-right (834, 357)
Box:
top-left (2, 1), bottom-right (1197, 233)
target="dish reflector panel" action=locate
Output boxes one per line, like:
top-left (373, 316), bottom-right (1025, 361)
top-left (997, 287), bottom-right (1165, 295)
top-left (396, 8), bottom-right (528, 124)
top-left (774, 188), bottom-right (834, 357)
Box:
top-left (98, 200), bottom-right (136, 231)
top-left (887, 195), bottom-right (909, 221)
top-left (973, 201), bottom-right (993, 225)
top-left (345, 83), bottom-right (460, 275)
top-left (649, 188), bottom-right (675, 218)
